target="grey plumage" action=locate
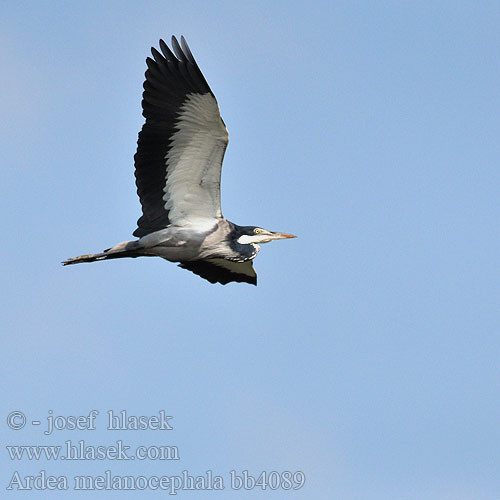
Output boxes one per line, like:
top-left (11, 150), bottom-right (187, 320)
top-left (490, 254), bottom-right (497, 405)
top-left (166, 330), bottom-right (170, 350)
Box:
top-left (63, 36), bottom-right (295, 285)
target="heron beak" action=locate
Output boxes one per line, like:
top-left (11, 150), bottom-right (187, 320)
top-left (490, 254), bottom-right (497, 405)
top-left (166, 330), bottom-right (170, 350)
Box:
top-left (270, 231), bottom-right (297, 240)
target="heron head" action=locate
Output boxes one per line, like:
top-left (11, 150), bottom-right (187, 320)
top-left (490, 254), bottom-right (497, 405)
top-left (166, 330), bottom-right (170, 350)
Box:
top-left (236, 226), bottom-right (297, 245)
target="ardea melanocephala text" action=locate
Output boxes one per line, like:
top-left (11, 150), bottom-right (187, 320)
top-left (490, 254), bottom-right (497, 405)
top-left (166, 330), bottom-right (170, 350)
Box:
top-left (63, 36), bottom-right (296, 285)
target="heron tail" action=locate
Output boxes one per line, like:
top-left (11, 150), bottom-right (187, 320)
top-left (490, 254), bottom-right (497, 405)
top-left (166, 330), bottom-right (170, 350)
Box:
top-left (62, 241), bottom-right (142, 266)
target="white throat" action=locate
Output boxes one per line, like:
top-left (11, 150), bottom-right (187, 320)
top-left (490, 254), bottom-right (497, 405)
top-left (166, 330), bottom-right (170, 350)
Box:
top-left (237, 234), bottom-right (261, 245)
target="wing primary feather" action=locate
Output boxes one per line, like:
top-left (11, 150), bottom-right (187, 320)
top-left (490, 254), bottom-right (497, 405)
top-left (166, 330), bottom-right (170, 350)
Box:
top-left (151, 46), bottom-right (166, 64)
top-left (180, 36), bottom-right (211, 91)
top-left (185, 64), bottom-right (205, 94)
top-left (176, 61), bottom-right (192, 89)
top-left (145, 57), bottom-right (157, 71)
top-left (159, 39), bottom-right (177, 62)
top-left (171, 36), bottom-right (185, 62)
top-left (180, 36), bottom-right (196, 65)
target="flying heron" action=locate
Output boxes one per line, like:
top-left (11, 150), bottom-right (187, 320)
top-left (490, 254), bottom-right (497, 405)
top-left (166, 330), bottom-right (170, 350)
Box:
top-left (63, 36), bottom-right (296, 285)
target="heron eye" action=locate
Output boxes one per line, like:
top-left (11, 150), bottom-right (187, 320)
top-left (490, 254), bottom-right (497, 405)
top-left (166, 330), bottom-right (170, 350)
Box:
top-left (254, 228), bottom-right (262, 234)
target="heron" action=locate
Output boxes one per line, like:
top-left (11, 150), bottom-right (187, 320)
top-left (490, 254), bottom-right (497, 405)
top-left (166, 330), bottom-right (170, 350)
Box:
top-left (63, 36), bottom-right (296, 285)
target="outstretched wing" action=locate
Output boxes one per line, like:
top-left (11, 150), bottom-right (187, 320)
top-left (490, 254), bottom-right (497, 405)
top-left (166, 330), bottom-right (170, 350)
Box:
top-left (179, 259), bottom-right (257, 286)
top-left (133, 36), bottom-right (229, 237)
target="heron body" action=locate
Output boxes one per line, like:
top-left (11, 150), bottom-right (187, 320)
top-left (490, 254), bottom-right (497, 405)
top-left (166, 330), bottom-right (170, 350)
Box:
top-left (63, 36), bottom-right (295, 285)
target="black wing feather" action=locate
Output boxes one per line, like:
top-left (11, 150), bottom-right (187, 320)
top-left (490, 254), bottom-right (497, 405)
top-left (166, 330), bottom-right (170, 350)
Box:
top-left (133, 36), bottom-right (214, 238)
top-left (179, 260), bottom-right (257, 286)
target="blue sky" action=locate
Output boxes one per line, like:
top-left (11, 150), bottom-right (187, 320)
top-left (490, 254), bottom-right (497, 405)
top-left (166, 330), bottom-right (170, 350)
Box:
top-left (2, 1), bottom-right (499, 498)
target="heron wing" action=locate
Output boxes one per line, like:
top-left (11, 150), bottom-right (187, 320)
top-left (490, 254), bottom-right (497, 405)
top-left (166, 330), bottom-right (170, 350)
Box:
top-left (133, 36), bottom-right (229, 237)
top-left (179, 259), bottom-right (257, 286)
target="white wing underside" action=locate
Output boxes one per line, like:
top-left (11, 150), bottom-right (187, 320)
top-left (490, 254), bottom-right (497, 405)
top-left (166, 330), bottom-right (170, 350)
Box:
top-left (164, 93), bottom-right (229, 227)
